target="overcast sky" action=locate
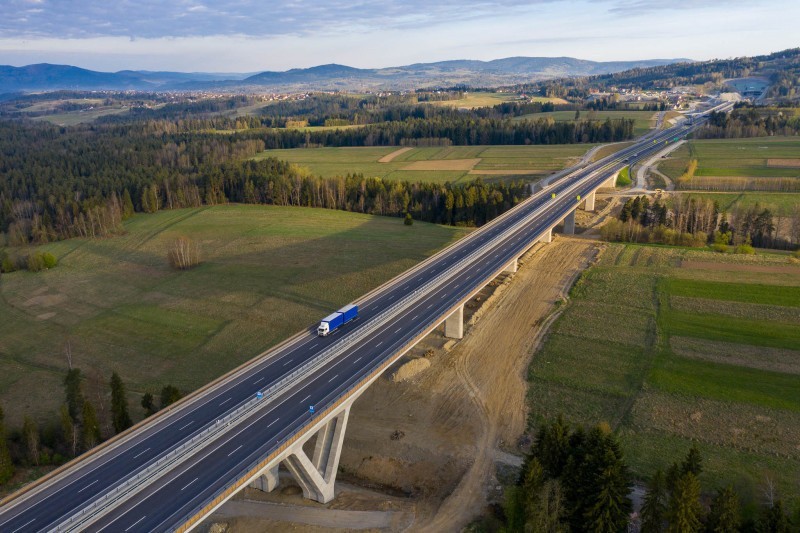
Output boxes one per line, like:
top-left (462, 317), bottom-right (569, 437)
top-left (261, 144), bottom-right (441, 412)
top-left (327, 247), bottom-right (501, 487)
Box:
top-left (1, 0), bottom-right (798, 72)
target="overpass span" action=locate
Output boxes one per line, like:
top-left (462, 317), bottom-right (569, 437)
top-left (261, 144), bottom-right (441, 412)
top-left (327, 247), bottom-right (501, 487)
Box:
top-left (0, 105), bottom-right (726, 532)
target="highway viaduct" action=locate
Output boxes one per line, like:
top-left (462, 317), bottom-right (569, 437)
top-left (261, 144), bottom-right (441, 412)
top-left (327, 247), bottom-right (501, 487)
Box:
top-left (0, 101), bottom-right (732, 533)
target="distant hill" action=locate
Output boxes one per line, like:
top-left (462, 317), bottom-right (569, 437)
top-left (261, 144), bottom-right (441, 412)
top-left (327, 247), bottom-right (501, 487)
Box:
top-left (0, 57), bottom-right (689, 94)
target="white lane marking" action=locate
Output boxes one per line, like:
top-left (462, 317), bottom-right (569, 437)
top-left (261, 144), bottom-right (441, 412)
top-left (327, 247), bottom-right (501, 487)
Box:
top-left (411, 315), bottom-right (418, 320)
top-left (394, 327), bottom-right (402, 333)
top-left (132, 447), bottom-right (150, 459)
top-left (267, 418), bottom-right (280, 428)
top-left (124, 516), bottom-right (146, 532)
top-left (354, 356), bottom-right (362, 363)
top-left (301, 395), bottom-right (310, 403)
top-left (10, 518), bottom-right (35, 533)
top-left (77, 479), bottom-right (98, 493)
top-left (427, 304), bottom-right (433, 309)
top-left (219, 398), bottom-right (231, 406)
top-left (178, 421), bottom-right (193, 431)
top-left (376, 341), bottom-right (383, 347)
top-left (180, 478), bottom-right (198, 491)
top-left (228, 445), bottom-right (243, 457)
top-left (388, 295), bottom-right (394, 300)
top-left (253, 377), bottom-right (264, 384)
top-left (284, 359), bottom-right (294, 366)
top-left (328, 374), bottom-right (339, 383)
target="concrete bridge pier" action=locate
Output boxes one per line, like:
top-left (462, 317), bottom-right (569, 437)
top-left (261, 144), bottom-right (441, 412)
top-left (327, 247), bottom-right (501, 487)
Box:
top-left (444, 304), bottom-right (464, 339)
top-left (539, 228), bottom-right (552, 243)
top-left (249, 464), bottom-right (279, 493)
top-left (283, 405), bottom-right (351, 504)
top-left (563, 210), bottom-right (576, 235)
top-left (504, 258), bottom-right (518, 273)
top-left (603, 174), bottom-right (617, 188)
top-left (583, 191), bottom-right (596, 211)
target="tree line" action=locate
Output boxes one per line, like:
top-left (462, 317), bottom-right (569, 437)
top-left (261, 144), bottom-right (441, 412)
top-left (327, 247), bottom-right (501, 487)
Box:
top-left (0, 366), bottom-right (184, 487)
top-left (697, 107), bottom-right (800, 138)
top-left (602, 195), bottom-right (800, 250)
top-left (497, 416), bottom-right (797, 532)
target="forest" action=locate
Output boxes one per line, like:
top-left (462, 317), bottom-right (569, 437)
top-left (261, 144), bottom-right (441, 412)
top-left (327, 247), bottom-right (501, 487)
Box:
top-left (0, 104), bottom-right (633, 247)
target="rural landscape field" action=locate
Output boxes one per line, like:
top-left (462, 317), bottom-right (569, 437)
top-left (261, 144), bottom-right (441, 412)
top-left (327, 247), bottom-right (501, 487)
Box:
top-left (2, 4), bottom-right (800, 529)
top-left (253, 144), bottom-right (598, 184)
top-left (0, 206), bottom-right (465, 428)
top-left (528, 243), bottom-right (800, 498)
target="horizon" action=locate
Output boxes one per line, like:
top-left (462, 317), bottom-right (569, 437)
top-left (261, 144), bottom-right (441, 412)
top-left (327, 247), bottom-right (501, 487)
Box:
top-left (2, 0), bottom-right (799, 72)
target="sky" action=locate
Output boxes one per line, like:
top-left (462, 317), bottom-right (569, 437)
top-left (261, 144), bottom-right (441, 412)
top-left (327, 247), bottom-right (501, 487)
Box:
top-left (1, 0), bottom-right (798, 72)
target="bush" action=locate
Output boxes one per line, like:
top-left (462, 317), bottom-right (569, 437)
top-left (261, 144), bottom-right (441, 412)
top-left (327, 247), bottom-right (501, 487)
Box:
top-left (26, 252), bottom-right (45, 272)
top-left (793, 248), bottom-right (800, 259)
top-left (734, 244), bottom-right (755, 255)
top-left (42, 252), bottom-right (57, 269)
top-left (404, 212), bottom-right (413, 226)
top-left (1, 256), bottom-right (15, 273)
top-left (711, 243), bottom-right (729, 253)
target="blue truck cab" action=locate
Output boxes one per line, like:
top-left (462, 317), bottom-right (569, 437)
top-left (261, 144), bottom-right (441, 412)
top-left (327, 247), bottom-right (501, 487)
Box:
top-left (317, 304), bottom-right (358, 336)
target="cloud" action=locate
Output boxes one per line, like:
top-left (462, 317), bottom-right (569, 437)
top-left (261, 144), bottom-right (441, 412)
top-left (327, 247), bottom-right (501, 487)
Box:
top-left (0, 0), bottom-right (556, 39)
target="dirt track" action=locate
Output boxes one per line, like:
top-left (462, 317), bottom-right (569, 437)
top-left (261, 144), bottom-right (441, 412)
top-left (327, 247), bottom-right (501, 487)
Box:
top-left (204, 237), bottom-right (599, 532)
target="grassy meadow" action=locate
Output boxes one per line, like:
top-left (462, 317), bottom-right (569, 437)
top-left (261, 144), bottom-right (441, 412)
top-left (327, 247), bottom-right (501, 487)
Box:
top-left (426, 92), bottom-right (522, 108)
top-left (253, 144), bottom-right (597, 184)
top-left (527, 243), bottom-right (800, 498)
top-left (0, 205), bottom-right (468, 427)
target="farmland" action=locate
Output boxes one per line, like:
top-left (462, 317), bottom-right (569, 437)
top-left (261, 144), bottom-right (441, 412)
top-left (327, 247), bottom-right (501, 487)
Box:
top-left (253, 144), bottom-right (598, 184)
top-left (427, 92), bottom-right (529, 108)
top-left (660, 137), bottom-right (800, 191)
top-left (0, 205), bottom-right (467, 427)
top-left (527, 243), bottom-right (800, 496)
top-left (513, 110), bottom-right (657, 137)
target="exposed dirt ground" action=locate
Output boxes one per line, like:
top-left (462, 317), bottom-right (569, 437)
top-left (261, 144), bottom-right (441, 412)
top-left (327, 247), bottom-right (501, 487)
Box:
top-left (202, 236), bottom-right (600, 532)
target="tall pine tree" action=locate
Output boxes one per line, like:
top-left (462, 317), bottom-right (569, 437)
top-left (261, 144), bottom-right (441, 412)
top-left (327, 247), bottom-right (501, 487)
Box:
top-left (110, 372), bottom-right (132, 434)
top-left (641, 469), bottom-right (668, 533)
top-left (667, 472), bottom-right (702, 533)
top-left (706, 485), bottom-right (741, 533)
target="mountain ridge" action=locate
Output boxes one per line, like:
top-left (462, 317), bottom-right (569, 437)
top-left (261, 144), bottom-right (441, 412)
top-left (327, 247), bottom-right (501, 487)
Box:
top-left (0, 57), bottom-right (691, 93)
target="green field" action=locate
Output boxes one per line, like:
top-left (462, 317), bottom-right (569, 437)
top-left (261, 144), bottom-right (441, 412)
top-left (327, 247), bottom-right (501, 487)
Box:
top-left (253, 144), bottom-right (597, 184)
top-left (427, 92), bottom-right (528, 108)
top-left (513, 110), bottom-right (657, 137)
top-left (527, 243), bottom-right (800, 496)
top-left (31, 106), bottom-right (130, 126)
top-left (681, 192), bottom-right (800, 214)
top-left (0, 205), bottom-right (467, 427)
top-left (661, 137), bottom-right (800, 180)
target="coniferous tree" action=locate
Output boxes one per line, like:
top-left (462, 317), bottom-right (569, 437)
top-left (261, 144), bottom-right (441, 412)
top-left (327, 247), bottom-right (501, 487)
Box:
top-left (532, 478), bottom-right (568, 533)
top-left (141, 392), bottom-right (156, 417)
top-left (110, 372), bottom-right (132, 433)
top-left (63, 368), bottom-right (84, 422)
top-left (585, 447), bottom-right (633, 533)
top-left (533, 415), bottom-right (571, 479)
top-left (641, 469), bottom-right (668, 533)
top-left (122, 189), bottom-right (135, 220)
top-left (667, 472), bottom-right (702, 533)
top-left (756, 500), bottom-right (790, 533)
top-left (681, 444), bottom-right (703, 477)
top-left (0, 407), bottom-right (14, 485)
top-left (160, 385), bottom-right (183, 408)
top-left (706, 485), bottom-right (741, 533)
top-left (81, 401), bottom-right (101, 450)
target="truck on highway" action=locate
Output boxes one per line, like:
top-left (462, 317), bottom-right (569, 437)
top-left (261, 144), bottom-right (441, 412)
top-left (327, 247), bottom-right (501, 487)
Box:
top-left (317, 304), bottom-right (358, 336)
